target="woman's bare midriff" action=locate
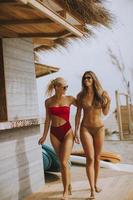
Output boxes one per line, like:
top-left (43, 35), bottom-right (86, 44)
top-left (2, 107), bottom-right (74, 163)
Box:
top-left (81, 107), bottom-right (104, 128)
top-left (50, 116), bottom-right (67, 127)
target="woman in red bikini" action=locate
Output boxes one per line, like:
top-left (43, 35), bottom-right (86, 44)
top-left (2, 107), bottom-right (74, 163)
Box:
top-left (74, 71), bottom-right (111, 199)
top-left (38, 77), bottom-right (76, 200)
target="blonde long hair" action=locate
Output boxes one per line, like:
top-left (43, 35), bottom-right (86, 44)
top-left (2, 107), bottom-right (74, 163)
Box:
top-left (77, 71), bottom-right (106, 107)
top-left (45, 77), bottom-right (66, 96)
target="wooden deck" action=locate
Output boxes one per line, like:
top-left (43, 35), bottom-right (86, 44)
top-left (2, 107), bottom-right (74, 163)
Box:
top-left (24, 165), bottom-right (133, 200)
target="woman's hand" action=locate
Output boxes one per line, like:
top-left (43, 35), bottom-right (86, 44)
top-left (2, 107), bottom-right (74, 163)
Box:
top-left (38, 136), bottom-right (45, 145)
top-left (102, 91), bottom-right (111, 106)
top-left (102, 91), bottom-right (111, 115)
top-left (74, 135), bottom-right (80, 144)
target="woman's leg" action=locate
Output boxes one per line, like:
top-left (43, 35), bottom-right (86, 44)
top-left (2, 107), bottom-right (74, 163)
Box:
top-left (93, 127), bottom-right (105, 192)
top-left (50, 133), bottom-right (61, 157)
top-left (59, 130), bottom-right (74, 199)
top-left (80, 127), bottom-right (95, 198)
top-left (68, 168), bottom-right (72, 195)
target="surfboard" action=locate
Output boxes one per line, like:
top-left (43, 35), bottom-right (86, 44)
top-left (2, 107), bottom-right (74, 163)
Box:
top-left (70, 155), bottom-right (120, 170)
top-left (71, 149), bottom-right (121, 163)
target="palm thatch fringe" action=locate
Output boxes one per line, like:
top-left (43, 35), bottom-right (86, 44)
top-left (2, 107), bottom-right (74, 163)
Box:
top-left (34, 26), bottom-right (94, 52)
top-left (34, 38), bottom-right (70, 52)
top-left (35, 0), bottom-right (113, 52)
top-left (60, 0), bottom-right (113, 27)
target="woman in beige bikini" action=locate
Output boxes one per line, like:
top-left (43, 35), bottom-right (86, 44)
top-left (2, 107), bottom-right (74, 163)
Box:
top-left (74, 71), bottom-right (111, 199)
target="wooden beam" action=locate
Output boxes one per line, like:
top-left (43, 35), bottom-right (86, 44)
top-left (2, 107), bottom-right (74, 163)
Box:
top-left (57, 10), bottom-right (66, 18)
top-left (18, 0), bottom-right (28, 4)
top-left (0, 0), bottom-right (17, 2)
top-left (18, 32), bottom-right (58, 38)
top-left (0, 0), bottom-right (23, 5)
top-left (57, 30), bottom-right (72, 38)
top-left (0, 18), bottom-right (53, 25)
top-left (34, 45), bottom-right (52, 51)
top-left (0, 39), bottom-right (8, 122)
top-left (0, 27), bottom-right (18, 38)
top-left (21, 0), bottom-right (83, 37)
top-left (18, 30), bottom-right (71, 38)
top-left (33, 38), bottom-right (54, 46)
top-left (75, 25), bottom-right (85, 32)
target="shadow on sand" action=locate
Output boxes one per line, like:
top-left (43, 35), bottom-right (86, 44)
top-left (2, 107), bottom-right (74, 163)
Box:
top-left (45, 172), bottom-right (60, 183)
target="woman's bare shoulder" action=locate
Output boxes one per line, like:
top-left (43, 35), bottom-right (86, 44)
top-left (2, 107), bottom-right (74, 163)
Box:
top-left (67, 95), bottom-right (75, 100)
top-left (76, 92), bottom-right (82, 99)
top-left (45, 97), bottom-right (53, 106)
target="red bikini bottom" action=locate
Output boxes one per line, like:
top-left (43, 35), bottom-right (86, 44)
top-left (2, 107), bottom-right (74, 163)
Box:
top-left (50, 121), bottom-right (71, 142)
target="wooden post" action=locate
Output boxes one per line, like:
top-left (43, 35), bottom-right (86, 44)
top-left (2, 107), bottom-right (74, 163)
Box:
top-left (126, 94), bottom-right (132, 134)
top-left (0, 39), bottom-right (8, 122)
top-left (115, 90), bottom-right (124, 140)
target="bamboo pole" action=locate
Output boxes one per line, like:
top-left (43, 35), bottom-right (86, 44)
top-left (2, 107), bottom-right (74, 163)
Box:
top-left (115, 90), bottom-right (124, 140)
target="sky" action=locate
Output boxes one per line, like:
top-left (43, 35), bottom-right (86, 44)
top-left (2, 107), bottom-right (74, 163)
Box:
top-left (36, 0), bottom-right (133, 116)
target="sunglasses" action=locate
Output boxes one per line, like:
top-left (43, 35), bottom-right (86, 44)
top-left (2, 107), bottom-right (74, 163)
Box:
top-left (83, 76), bottom-right (92, 80)
top-left (61, 85), bottom-right (68, 90)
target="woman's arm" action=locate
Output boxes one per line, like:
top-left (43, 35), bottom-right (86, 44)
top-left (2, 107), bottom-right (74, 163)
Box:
top-left (38, 99), bottom-right (51, 145)
top-left (68, 96), bottom-right (77, 106)
top-left (74, 104), bottom-right (82, 143)
top-left (102, 91), bottom-right (111, 115)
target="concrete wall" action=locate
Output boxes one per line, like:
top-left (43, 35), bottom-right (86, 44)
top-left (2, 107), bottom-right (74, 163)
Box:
top-left (0, 126), bottom-right (44, 200)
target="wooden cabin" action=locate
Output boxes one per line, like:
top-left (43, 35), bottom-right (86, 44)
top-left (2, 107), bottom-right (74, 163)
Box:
top-left (120, 105), bottom-right (133, 133)
top-left (0, 1), bottom-right (111, 200)
top-left (115, 91), bottom-right (133, 139)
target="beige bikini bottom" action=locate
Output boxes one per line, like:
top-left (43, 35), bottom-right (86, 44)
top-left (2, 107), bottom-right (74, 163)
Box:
top-left (81, 124), bottom-right (104, 135)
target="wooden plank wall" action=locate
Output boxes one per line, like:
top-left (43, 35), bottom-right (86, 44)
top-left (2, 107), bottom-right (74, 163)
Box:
top-left (0, 126), bottom-right (44, 200)
top-left (2, 38), bottom-right (39, 120)
top-left (0, 39), bottom-right (8, 121)
top-left (121, 105), bottom-right (133, 132)
top-left (0, 38), bottom-right (44, 200)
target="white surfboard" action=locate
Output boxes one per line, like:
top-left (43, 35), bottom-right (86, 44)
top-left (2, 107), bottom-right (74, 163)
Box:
top-left (70, 155), bottom-right (122, 171)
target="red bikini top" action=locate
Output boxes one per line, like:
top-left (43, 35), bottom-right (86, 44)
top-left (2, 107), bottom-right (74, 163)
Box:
top-left (48, 106), bottom-right (70, 121)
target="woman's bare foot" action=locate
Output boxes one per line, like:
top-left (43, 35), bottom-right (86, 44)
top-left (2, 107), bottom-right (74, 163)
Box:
top-left (61, 192), bottom-right (69, 200)
top-left (87, 190), bottom-right (95, 199)
top-left (95, 186), bottom-right (102, 193)
top-left (61, 197), bottom-right (68, 200)
top-left (61, 195), bottom-right (68, 200)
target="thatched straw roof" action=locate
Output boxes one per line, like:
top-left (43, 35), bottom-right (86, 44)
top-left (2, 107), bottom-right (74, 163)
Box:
top-left (58, 0), bottom-right (112, 27)
top-left (34, 38), bottom-right (72, 52)
top-left (0, 0), bottom-right (112, 52)
top-left (34, 0), bottom-right (112, 52)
